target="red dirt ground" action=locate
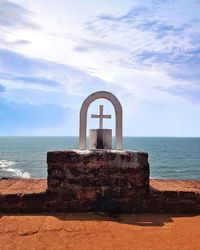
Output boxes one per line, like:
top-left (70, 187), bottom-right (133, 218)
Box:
top-left (0, 213), bottom-right (200, 250)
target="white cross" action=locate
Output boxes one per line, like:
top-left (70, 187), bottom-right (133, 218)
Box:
top-left (91, 105), bottom-right (111, 129)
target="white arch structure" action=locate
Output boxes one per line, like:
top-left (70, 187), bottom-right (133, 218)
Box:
top-left (79, 91), bottom-right (123, 150)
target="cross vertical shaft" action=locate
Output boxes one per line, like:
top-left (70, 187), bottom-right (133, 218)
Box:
top-left (99, 105), bottom-right (103, 129)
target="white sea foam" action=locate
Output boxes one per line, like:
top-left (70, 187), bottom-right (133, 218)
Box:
top-left (0, 160), bottom-right (31, 179)
top-left (0, 160), bottom-right (16, 168)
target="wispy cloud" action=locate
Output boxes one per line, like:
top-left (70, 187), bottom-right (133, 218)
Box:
top-left (157, 84), bottom-right (200, 103)
top-left (0, 0), bottom-right (40, 29)
top-left (0, 0), bottom-right (40, 50)
top-left (85, 0), bottom-right (200, 85)
top-left (74, 38), bottom-right (128, 53)
top-left (0, 49), bottom-right (117, 105)
top-left (0, 72), bottom-right (61, 88)
top-left (135, 47), bottom-right (200, 82)
top-left (0, 38), bottom-right (30, 46)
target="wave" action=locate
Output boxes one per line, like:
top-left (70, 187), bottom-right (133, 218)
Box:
top-left (0, 160), bottom-right (30, 179)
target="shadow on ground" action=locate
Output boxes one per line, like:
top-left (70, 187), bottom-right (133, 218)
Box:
top-left (0, 212), bottom-right (199, 227)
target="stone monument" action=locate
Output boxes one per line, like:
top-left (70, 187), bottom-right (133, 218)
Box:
top-left (47, 91), bottom-right (150, 213)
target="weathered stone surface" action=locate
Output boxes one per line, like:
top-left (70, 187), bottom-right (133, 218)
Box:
top-left (47, 150), bottom-right (149, 212)
top-left (0, 179), bottom-right (200, 213)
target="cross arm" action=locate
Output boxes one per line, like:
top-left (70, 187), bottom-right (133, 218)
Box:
top-left (102, 115), bottom-right (111, 119)
top-left (91, 114), bottom-right (100, 118)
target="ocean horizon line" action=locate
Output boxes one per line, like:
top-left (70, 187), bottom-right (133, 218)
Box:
top-left (0, 135), bottom-right (200, 138)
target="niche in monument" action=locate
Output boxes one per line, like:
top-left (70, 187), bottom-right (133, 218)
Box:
top-left (90, 104), bottom-right (112, 149)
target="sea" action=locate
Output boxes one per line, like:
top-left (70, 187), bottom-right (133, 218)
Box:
top-left (0, 136), bottom-right (200, 180)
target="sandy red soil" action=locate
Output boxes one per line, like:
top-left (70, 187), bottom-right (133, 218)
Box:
top-left (0, 213), bottom-right (200, 250)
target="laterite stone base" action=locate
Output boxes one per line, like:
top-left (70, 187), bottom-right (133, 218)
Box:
top-left (0, 179), bottom-right (200, 213)
top-left (47, 150), bottom-right (149, 212)
top-left (0, 150), bottom-right (200, 213)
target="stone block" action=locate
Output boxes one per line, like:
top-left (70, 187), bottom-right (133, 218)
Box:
top-left (89, 129), bottom-right (112, 149)
top-left (47, 149), bottom-right (149, 212)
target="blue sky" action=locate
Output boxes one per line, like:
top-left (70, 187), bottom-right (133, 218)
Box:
top-left (0, 0), bottom-right (200, 136)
